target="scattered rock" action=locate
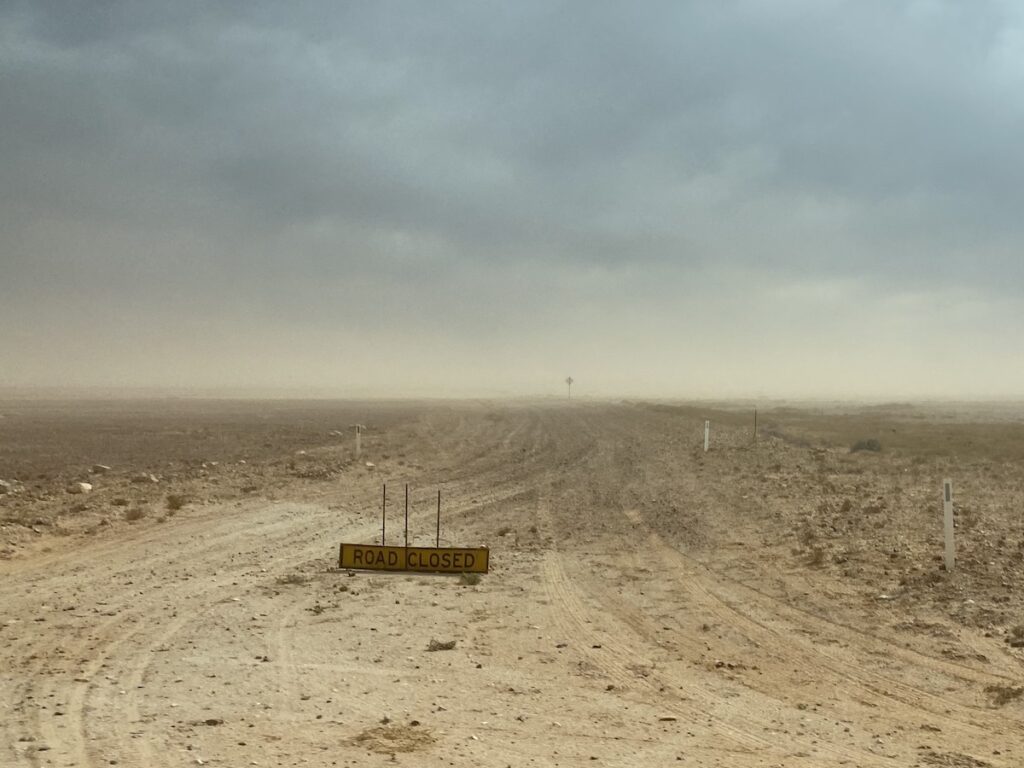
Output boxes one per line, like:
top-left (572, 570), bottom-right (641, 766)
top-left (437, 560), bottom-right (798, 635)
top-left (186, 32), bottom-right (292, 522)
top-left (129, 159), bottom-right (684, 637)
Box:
top-left (132, 473), bottom-right (160, 484)
top-left (90, 464), bottom-right (111, 474)
top-left (427, 638), bottom-right (456, 652)
top-left (0, 479), bottom-right (13, 494)
top-left (67, 482), bottom-right (93, 495)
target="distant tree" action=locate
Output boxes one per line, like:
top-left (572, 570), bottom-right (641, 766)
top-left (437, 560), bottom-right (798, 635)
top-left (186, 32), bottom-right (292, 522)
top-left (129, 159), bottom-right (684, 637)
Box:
top-left (565, 376), bottom-right (574, 399)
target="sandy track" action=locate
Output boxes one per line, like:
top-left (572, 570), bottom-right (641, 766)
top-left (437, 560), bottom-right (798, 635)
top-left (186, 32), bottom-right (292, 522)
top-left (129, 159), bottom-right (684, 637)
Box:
top-left (2, 402), bottom-right (1021, 767)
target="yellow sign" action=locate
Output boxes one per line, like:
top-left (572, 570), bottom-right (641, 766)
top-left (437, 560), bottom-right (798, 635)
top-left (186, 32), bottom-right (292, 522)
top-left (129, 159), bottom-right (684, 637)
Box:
top-left (338, 544), bottom-right (489, 574)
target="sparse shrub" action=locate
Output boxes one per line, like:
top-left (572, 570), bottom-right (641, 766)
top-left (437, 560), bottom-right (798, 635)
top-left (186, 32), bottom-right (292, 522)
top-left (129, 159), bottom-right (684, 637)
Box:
top-left (276, 573), bottom-right (309, 586)
top-left (985, 684), bottom-right (1024, 707)
top-left (1008, 625), bottom-right (1024, 648)
top-left (166, 494), bottom-right (187, 511)
top-left (124, 508), bottom-right (146, 522)
top-left (808, 547), bottom-right (827, 567)
top-left (112, 498), bottom-right (129, 507)
top-left (497, 526), bottom-right (513, 537)
top-left (459, 572), bottom-right (481, 586)
top-left (797, 522), bottom-right (817, 548)
top-left (850, 438), bottom-right (882, 453)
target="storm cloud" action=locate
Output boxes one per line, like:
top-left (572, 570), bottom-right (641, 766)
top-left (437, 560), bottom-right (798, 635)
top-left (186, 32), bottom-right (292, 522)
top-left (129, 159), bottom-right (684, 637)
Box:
top-left (2, 1), bottom-right (1023, 397)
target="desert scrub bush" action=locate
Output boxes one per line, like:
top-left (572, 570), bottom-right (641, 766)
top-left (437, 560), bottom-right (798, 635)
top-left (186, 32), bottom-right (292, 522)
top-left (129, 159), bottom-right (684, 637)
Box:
top-left (165, 494), bottom-right (188, 511)
top-left (807, 546), bottom-right (827, 567)
top-left (850, 438), bottom-right (882, 453)
top-left (124, 507), bottom-right (146, 522)
top-left (1008, 625), bottom-right (1024, 648)
top-left (458, 572), bottom-right (482, 586)
top-left (986, 684), bottom-right (1024, 707)
top-left (276, 573), bottom-right (310, 586)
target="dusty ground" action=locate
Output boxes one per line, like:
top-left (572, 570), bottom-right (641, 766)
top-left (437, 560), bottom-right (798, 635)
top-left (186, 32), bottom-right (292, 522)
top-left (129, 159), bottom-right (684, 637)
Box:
top-left (1, 398), bottom-right (1023, 767)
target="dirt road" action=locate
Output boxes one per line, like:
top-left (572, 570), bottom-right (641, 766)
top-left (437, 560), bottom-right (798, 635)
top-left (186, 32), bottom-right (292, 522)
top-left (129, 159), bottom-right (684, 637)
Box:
top-left (2, 402), bottom-right (1022, 766)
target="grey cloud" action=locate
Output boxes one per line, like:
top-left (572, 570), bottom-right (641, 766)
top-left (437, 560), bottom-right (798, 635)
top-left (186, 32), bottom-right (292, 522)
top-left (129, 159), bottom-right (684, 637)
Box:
top-left (2, 1), bottom-right (1023, 394)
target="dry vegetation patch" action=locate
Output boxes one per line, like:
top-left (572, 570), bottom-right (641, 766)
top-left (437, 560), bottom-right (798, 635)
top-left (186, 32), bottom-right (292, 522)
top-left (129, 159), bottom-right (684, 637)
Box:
top-left (348, 724), bottom-right (435, 754)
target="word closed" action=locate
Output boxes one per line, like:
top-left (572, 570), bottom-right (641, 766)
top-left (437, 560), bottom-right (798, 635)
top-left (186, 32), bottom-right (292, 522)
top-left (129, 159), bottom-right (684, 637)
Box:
top-left (339, 544), bottom-right (489, 574)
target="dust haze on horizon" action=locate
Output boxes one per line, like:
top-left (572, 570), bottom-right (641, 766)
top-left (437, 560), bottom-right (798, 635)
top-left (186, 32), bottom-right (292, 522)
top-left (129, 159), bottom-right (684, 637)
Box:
top-left (3, 2), bottom-right (1024, 402)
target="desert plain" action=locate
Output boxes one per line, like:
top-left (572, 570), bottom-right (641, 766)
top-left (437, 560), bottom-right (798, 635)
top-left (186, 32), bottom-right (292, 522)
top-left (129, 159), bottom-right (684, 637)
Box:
top-left (1, 398), bottom-right (1023, 767)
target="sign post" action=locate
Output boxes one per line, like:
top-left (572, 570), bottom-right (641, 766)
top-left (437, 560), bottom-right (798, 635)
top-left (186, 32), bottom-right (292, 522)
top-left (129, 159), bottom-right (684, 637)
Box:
top-left (340, 486), bottom-right (487, 574)
top-left (704, 420), bottom-right (710, 452)
top-left (356, 425), bottom-right (362, 458)
top-left (943, 479), bottom-right (955, 571)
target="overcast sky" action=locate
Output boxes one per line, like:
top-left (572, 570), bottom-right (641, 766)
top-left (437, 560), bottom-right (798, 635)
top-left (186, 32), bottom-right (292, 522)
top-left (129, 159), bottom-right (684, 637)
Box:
top-left (2, 1), bottom-right (1023, 398)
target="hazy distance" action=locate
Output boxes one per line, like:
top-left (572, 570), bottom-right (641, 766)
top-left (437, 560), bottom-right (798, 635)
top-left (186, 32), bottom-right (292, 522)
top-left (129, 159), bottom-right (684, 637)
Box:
top-left (3, 2), bottom-right (1024, 400)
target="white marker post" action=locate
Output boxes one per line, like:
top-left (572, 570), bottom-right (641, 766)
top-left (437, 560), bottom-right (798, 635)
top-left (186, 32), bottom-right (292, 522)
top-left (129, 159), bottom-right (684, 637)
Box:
top-left (943, 479), bottom-right (955, 572)
top-left (703, 420), bottom-right (710, 453)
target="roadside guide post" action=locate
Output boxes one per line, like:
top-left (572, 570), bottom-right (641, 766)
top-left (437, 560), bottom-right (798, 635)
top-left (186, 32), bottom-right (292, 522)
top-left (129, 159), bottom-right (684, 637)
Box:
top-left (704, 420), bottom-right (710, 452)
top-left (381, 483), bottom-right (386, 546)
top-left (943, 479), bottom-right (955, 571)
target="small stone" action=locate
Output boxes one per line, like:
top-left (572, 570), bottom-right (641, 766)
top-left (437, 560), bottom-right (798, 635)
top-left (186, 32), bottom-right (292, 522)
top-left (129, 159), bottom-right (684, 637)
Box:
top-left (67, 482), bottom-right (93, 494)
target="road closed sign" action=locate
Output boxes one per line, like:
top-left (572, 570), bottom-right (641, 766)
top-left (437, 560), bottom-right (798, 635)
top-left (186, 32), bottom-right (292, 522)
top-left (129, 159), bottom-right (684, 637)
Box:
top-left (338, 544), bottom-right (489, 574)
